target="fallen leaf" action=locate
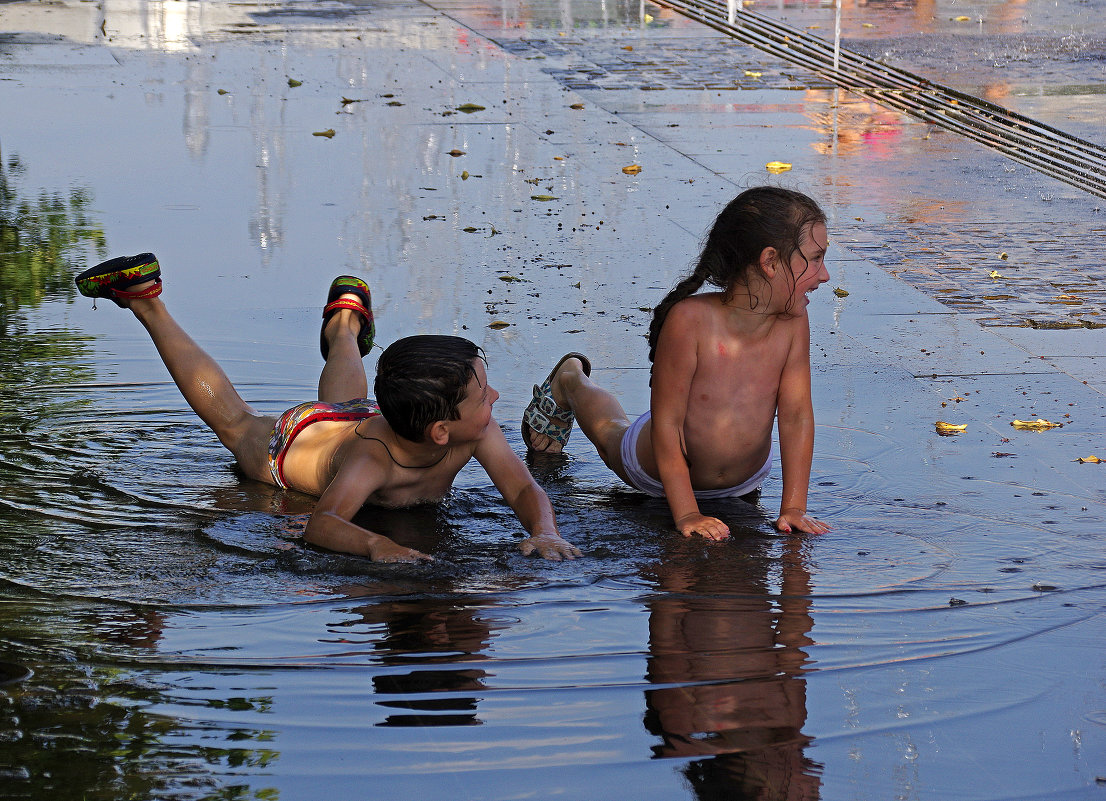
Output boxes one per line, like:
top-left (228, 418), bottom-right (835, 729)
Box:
top-left (622, 45), bottom-right (634, 51)
top-left (498, 275), bottom-right (522, 282)
top-left (833, 287), bottom-right (849, 297)
top-left (744, 70), bottom-right (762, 78)
top-left (463, 226), bottom-right (479, 233)
top-left (862, 22), bottom-right (875, 28)
top-left (217, 88), bottom-right (229, 95)
top-left (991, 452), bottom-right (1015, 458)
top-left (1010, 418), bottom-right (1063, 430)
top-left (1075, 455), bottom-right (1102, 463)
top-left (952, 15), bottom-right (972, 21)
top-left (341, 97), bottom-right (359, 105)
top-left (622, 164), bottom-right (642, 175)
top-left (570, 103), bottom-right (585, 110)
top-left (456, 103), bottom-right (486, 113)
top-left (312, 129), bottom-right (336, 138)
top-left (386, 100), bottom-right (404, 106)
top-left (488, 320), bottom-right (510, 329)
top-left (288, 78), bottom-right (302, 87)
top-left (765, 161), bottom-right (792, 174)
top-left (935, 421), bottom-right (967, 434)
top-left (554, 156), bottom-right (565, 161)
top-left (531, 194), bottom-right (558, 201)
top-left (989, 270), bottom-right (1006, 279)
top-left (447, 149), bottom-right (466, 157)
top-left (1000, 251), bottom-right (1009, 260)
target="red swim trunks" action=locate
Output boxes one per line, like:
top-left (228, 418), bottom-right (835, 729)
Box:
top-left (267, 398), bottom-right (381, 489)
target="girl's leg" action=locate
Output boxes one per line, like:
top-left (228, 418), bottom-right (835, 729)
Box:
top-left (532, 357), bottom-right (631, 472)
top-left (128, 296), bottom-right (274, 483)
top-left (318, 301), bottom-right (369, 403)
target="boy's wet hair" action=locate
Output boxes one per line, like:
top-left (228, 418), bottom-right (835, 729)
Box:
top-left (375, 335), bottom-right (485, 442)
top-left (647, 186), bottom-right (826, 364)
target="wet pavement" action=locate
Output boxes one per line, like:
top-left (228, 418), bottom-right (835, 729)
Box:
top-left (1, 0), bottom-right (1105, 798)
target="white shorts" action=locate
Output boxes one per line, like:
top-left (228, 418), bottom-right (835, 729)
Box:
top-left (617, 410), bottom-right (771, 499)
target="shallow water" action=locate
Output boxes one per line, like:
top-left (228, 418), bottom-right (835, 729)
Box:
top-left (1, 0), bottom-right (1105, 798)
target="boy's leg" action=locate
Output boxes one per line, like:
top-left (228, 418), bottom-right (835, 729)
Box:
top-left (529, 357), bottom-right (631, 471)
top-left (318, 301), bottom-right (369, 403)
top-left (128, 296), bottom-right (275, 483)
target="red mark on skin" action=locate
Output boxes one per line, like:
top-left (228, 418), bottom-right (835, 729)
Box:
top-left (717, 344), bottom-right (727, 357)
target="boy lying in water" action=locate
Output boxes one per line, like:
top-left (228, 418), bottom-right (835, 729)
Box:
top-left (75, 254), bottom-right (581, 563)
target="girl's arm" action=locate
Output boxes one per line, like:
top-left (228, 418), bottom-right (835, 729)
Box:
top-left (651, 303), bottom-right (731, 540)
top-left (775, 317), bottom-right (829, 534)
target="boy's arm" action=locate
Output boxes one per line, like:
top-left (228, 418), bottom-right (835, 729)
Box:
top-left (304, 455), bottom-right (433, 562)
top-left (474, 419), bottom-right (581, 560)
top-left (775, 318), bottom-right (829, 535)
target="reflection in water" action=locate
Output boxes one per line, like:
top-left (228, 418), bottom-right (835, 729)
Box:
top-left (0, 148), bottom-right (106, 318)
top-left (338, 591), bottom-right (497, 728)
top-left (643, 536), bottom-right (821, 800)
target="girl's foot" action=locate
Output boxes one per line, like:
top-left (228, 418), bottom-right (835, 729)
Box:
top-left (75, 253), bottom-right (162, 308)
top-left (522, 353), bottom-right (591, 453)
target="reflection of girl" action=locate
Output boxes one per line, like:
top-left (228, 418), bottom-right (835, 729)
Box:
top-left (523, 188), bottom-right (831, 540)
top-left (643, 538), bottom-right (821, 799)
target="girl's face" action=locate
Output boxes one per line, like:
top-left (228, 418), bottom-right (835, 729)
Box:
top-left (786, 221), bottom-right (830, 307)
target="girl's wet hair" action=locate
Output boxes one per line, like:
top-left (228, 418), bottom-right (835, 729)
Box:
top-left (375, 335), bottom-right (486, 442)
top-left (646, 186), bottom-right (826, 364)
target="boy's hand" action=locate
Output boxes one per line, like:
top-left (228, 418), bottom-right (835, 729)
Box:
top-left (675, 513), bottom-right (731, 541)
top-left (367, 537), bottom-right (434, 563)
top-left (519, 533), bottom-right (582, 561)
top-left (775, 508), bottom-right (830, 535)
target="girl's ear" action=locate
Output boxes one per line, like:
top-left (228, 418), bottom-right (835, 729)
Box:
top-left (428, 420), bottom-right (450, 446)
top-left (758, 246), bottom-right (779, 278)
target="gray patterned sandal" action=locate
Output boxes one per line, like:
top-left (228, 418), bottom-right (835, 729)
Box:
top-left (522, 352), bottom-right (592, 452)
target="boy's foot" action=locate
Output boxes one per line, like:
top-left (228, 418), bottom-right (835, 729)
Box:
top-left (75, 253), bottom-right (162, 308)
top-left (320, 275), bottom-right (375, 361)
top-left (522, 352), bottom-right (591, 453)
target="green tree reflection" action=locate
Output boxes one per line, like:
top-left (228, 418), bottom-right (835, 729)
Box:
top-left (0, 146), bottom-right (107, 327)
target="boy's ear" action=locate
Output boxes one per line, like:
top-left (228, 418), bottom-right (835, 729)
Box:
top-left (758, 246), bottom-right (779, 277)
top-left (427, 420), bottom-right (450, 446)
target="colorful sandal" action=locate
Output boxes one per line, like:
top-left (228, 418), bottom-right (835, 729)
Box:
top-left (320, 275), bottom-right (375, 361)
top-left (74, 253), bottom-right (162, 308)
top-left (522, 352), bottom-right (592, 452)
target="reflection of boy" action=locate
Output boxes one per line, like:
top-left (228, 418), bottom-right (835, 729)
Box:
top-left (75, 254), bottom-right (581, 563)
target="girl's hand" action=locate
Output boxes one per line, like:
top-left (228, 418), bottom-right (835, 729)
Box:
top-left (675, 513), bottom-right (731, 541)
top-left (775, 508), bottom-right (830, 534)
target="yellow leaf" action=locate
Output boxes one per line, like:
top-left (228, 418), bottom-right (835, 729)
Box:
top-left (833, 287), bottom-right (849, 297)
top-left (862, 22), bottom-right (875, 28)
top-left (217, 88), bottom-right (229, 95)
top-left (531, 194), bottom-right (558, 201)
top-left (447, 149), bottom-right (466, 157)
top-left (1075, 455), bottom-right (1102, 463)
top-left (312, 129), bottom-right (336, 138)
top-left (622, 164), bottom-right (642, 175)
top-left (765, 161), bottom-right (792, 174)
top-left (935, 421), bottom-right (967, 433)
top-left (643, 13), bottom-right (653, 22)
top-left (622, 45), bottom-right (634, 51)
top-left (952, 15), bottom-right (972, 21)
top-left (570, 103), bottom-right (585, 110)
top-left (989, 270), bottom-right (1005, 279)
top-left (461, 170), bottom-right (470, 180)
top-left (489, 320), bottom-right (510, 329)
top-left (554, 156), bottom-right (565, 161)
top-left (744, 70), bottom-right (762, 78)
top-left (456, 103), bottom-right (486, 113)
top-left (288, 78), bottom-right (302, 87)
top-left (1010, 418), bottom-right (1063, 430)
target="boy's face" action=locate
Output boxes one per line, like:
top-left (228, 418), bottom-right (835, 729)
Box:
top-left (450, 359), bottom-right (500, 441)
